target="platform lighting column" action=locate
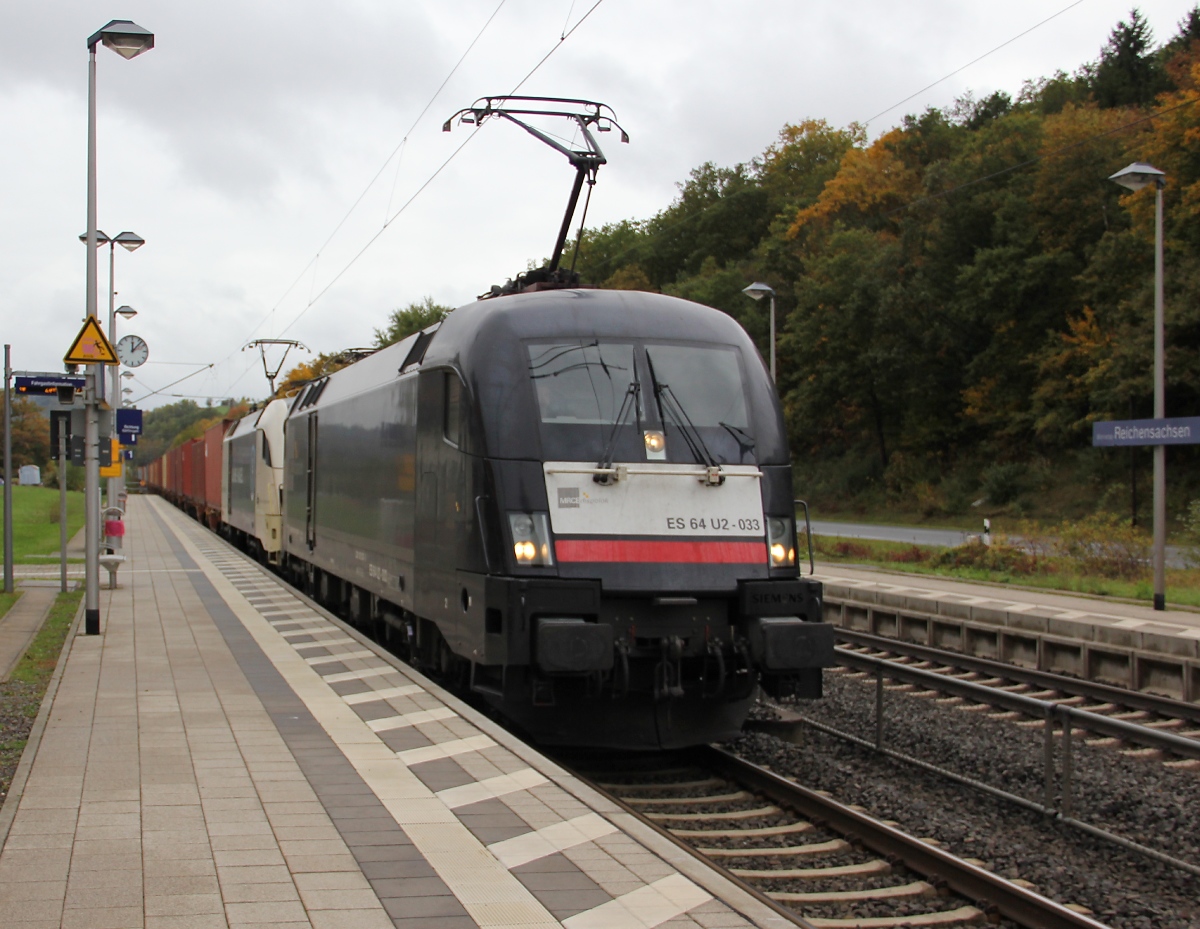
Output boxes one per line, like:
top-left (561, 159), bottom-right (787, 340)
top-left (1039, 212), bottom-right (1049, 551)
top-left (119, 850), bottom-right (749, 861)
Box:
top-left (1109, 162), bottom-right (1168, 611)
top-left (3, 344), bottom-right (12, 594)
top-left (742, 282), bottom-right (777, 382)
top-left (83, 20), bottom-right (154, 636)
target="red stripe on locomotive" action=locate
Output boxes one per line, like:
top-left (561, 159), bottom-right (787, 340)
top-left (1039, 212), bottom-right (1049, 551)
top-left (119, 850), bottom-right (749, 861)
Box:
top-left (554, 539), bottom-right (767, 564)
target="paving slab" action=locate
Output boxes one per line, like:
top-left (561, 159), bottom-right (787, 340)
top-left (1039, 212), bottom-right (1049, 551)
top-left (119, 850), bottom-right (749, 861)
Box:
top-left (0, 496), bottom-right (786, 929)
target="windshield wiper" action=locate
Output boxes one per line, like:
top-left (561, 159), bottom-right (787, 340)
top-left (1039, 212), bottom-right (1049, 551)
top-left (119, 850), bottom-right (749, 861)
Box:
top-left (646, 352), bottom-right (724, 485)
top-left (720, 421), bottom-right (755, 461)
top-left (595, 380), bottom-right (640, 484)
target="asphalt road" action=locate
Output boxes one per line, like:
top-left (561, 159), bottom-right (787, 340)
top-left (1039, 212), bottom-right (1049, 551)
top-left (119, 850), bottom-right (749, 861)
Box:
top-left (807, 518), bottom-right (1189, 568)
top-left (808, 520), bottom-right (975, 548)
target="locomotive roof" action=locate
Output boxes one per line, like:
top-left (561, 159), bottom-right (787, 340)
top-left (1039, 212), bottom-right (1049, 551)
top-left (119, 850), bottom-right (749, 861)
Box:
top-left (296, 289), bottom-right (762, 412)
top-left (289, 289), bottom-right (786, 464)
top-left (423, 288), bottom-right (754, 368)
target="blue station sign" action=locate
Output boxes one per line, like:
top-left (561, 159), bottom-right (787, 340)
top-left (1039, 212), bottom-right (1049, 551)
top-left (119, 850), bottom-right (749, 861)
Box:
top-left (116, 408), bottom-right (143, 437)
top-left (1092, 416), bottom-right (1200, 446)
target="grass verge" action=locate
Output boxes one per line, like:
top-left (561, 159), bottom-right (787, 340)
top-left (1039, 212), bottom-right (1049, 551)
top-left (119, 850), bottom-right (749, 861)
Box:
top-left (810, 536), bottom-right (1200, 608)
top-left (0, 590), bottom-right (83, 808)
top-left (0, 485), bottom-right (86, 563)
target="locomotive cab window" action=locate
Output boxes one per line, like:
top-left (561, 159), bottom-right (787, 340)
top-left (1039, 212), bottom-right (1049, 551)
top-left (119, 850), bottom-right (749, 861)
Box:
top-left (443, 372), bottom-right (462, 447)
top-left (527, 341), bottom-right (638, 424)
top-left (644, 343), bottom-right (748, 430)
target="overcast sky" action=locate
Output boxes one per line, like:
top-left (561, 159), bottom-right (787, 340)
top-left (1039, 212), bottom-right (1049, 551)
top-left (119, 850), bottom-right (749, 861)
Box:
top-left (3, 0), bottom-right (1197, 406)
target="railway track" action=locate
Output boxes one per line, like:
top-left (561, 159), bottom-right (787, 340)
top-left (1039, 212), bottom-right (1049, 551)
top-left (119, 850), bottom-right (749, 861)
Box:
top-left (559, 745), bottom-right (1108, 929)
top-left (827, 630), bottom-right (1200, 765)
top-left (749, 630), bottom-right (1200, 879)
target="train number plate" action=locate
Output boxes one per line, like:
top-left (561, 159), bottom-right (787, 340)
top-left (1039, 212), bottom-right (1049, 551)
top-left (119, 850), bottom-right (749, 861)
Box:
top-left (543, 462), bottom-right (764, 537)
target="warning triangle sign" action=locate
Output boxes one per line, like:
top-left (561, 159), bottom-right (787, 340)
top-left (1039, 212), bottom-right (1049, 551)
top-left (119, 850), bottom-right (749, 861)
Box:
top-left (64, 317), bottom-right (118, 365)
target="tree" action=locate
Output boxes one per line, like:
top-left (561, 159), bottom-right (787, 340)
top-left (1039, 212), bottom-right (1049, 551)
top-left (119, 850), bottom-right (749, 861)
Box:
top-left (373, 297), bottom-right (452, 348)
top-left (7, 398), bottom-right (50, 472)
top-left (274, 352), bottom-right (358, 398)
top-left (1091, 10), bottom-right (1169, 108)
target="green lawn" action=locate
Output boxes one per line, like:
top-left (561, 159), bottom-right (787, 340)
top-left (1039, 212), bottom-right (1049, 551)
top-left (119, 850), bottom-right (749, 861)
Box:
top-left (0, 485), bottom-right (85, 563)
top-left (808, 535), bottom-right (1200, 609)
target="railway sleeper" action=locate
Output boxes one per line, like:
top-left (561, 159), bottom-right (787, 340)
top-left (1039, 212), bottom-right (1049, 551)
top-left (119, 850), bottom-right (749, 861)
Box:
top-left (622, 790), bottom-right (752, 806)
top-left (733, 858), bottom-right (891, 879)
top-left (646, 805), bottom-right (780, 821)
top-left (803, 905), bottom-right (986, 928)
top-left (700, 838), bottom-right (849, 857)
top-left (670, 820), bottom-right (813, 839)
top-left (767, 879), bottom-right (935, 903)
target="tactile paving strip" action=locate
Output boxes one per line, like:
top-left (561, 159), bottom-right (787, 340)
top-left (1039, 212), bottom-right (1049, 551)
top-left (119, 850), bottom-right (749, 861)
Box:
top-left (149, 498), bottom-right (758, 929)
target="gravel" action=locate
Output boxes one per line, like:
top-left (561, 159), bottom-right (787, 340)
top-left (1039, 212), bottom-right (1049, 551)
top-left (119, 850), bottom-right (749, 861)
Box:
top-left (727, 670), bottom-right (1200, 929)
top-left (0, 679), bottom-right (43, 810)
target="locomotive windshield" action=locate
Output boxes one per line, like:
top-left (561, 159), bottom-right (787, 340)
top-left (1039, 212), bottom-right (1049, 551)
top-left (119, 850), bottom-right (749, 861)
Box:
top-left (527, 339), bottom-right (755, 464)
top-left (644, 344), bottom-right (748, 429)
top-left (527, 341), bottom-right (638, 424)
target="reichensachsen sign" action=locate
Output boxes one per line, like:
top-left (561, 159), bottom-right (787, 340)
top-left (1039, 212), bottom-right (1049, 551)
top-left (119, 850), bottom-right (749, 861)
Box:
top-left (1092, 416), bottom-right (1200, 446)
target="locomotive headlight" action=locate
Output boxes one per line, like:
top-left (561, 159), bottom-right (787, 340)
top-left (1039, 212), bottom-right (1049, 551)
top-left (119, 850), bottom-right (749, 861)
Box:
top-left (644, 430), bottom-right (666, 460)
top-left (509, 512), bottom-right (555, 566)
top-left (768, 517), bottom-right (795, 566)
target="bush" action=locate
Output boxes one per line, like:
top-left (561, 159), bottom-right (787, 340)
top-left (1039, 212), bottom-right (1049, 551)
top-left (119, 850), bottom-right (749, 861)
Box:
top-left (1180, 500), bottom-right (1200, 569)
top-left (933, 538), bottom-right (1041, 575)
top-left (813, 537), bottom-right (873, 560)
top-left (980, 462), bottom-right (1026, 506)
top-left (887, 545), bottom-right (929, 564)
top-left (1052, 513), bottom-right (1149, 580)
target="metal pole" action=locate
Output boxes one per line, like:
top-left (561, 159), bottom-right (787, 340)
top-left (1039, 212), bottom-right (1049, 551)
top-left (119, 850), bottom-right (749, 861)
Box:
top-left (1043, 705), bottom-right (1055, 814)
top-left (769, 294), bottom-right (776, 383)
top-left (1060, 705), bottom-right (1074, 819)
top-left (84, 46), bottom-right (101, 636)
top-left (106, 243), bottom-right (118, 510)
top-left (3, 345), bottom-right (12, 594)
top-left (874, 666), bottom-right (884, 750)
top-left (1152, 181), bottom-right (1166, 611)
top-left (60, 429), bottom-right (68, 593)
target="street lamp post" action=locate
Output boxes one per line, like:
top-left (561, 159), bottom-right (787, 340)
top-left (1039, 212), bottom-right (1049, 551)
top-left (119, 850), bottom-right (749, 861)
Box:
top-left (742, 282), bottom-right (777, 382)
top-left (1109, 161), bottom-right (1167, 611)
top-left (83, 20), bottom-right (153, 637)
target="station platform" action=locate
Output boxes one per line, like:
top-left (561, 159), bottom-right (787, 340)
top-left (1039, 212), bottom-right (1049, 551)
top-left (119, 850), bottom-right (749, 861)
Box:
top-left (0, 496), bottom-right (786, 929)
top-left (817, 565), bottom-right (1200, 701)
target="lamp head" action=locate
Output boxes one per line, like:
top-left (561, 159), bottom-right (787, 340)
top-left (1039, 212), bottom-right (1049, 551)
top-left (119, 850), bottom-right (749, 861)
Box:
top-left (79, 230), bottom-right (111, 246)
top-left (88, 20), bottom-right (154, 59)
top-left (1108, 162), bottom-right (1166, 192)
top-left (116, 306), bottom-right (138, 319)
top-left (742, 281), bottom-right (775, 301)
top-left (114, 231), bottom-right (145, 252)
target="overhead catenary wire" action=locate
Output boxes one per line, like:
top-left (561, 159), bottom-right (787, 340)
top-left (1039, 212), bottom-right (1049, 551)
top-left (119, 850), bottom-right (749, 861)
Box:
top-left (273, 0), bottom-right (610, 339)
top-left (130, 364), bottom-right (215, 405)
top-left (209, 0), bottom-right (513, 375)
top-left (865, 0), bottom-right (1087, 125)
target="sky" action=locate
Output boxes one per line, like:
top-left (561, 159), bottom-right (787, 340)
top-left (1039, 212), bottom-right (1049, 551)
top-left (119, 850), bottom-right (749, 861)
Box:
top-left (3, 0), bottom-right (1198, 407)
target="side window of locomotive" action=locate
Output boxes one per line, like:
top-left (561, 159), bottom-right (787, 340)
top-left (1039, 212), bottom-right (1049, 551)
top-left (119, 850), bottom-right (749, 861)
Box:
top-left (644, 344), bottom-right (749, 430)
top-left (261, 434), bottom-right (272, 466)
top-left (526, 341), bottom-right (637, 424)
top-left (443, 372), bottom-right (462, 447)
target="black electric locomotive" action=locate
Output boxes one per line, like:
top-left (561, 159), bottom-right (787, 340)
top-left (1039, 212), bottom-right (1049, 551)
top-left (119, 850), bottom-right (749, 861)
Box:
top-left (280, 287), bottom-right (832, 749)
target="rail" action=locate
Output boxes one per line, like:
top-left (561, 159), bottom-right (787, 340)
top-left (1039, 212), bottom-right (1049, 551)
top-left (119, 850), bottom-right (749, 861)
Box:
top-left (760, 645), bottom-right (1200, 879)
top-left (835, 628), bottom-right (1200, 724)
top-left (701, 746), bottom-right (1111, 929)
